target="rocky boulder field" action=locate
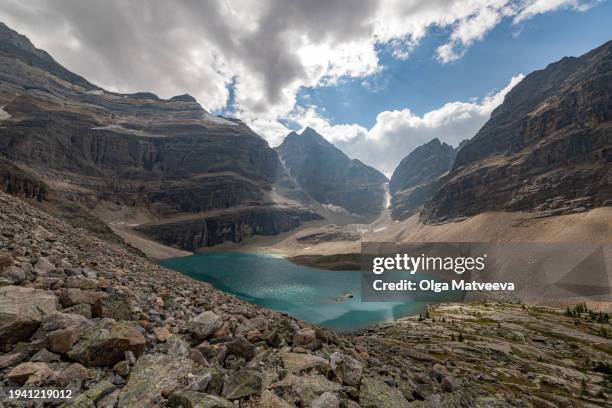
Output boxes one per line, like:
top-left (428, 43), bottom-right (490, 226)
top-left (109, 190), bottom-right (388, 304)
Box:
top-left (0, 190), bottom-right (611, 407)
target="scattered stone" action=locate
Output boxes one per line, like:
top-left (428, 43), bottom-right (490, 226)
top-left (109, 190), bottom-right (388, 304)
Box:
top-left (7, 362), bottom-right (54, 385)
top-left (0, 352), bottom-right (25, 368)
top-left (330, 352), bottom-right (362, 386)
top-left (153, 326), bottom-right (172, 342)
top-left (59, 288), bottom-right (105, 308)
top-left (222, 369), bottom-right (262, 400)
top-left (312, 392), bottom-right (340, 408)
top-left (60, 303), bottom-right (93, 318)
top-left (440, 376), bottom-right (458, 392)
top-left (84, 379), bottom-right (116, 402)
top-left (0, 285), bottom-right (58, 345)
top-left (94, 293), bottom-right (132, 320)
top-left (34, 257), bottom-right (54, 275)
top-left (281, 352), bottom-right (329, 374)
top-left (117, 350), bottom-right (195, 407)
top-left (67, 319), bottom-right (145, 366)
top-left (168, 391), bottom-right (233, 408)
top-left (47, 327), bottom-right (79, 354)
top-left (191, 311), bottom-right (224, 340)
top-left (30, 349), bottom-right (60, 363)
top-left (55, 362), bottom-right (90, 386)
top-left (359, 376), bottom-right (409, 408)
top-left (226, 336), bottom-right (255, 360)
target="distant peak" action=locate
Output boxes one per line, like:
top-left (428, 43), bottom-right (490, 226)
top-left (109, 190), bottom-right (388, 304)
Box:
top-left (169, 94), bottom-right (197, 103)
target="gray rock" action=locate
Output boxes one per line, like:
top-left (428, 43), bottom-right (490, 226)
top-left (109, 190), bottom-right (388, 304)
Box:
top-left (67, 319), bottom-right (145, 366)
top-left (191, 311), bottom-right (223, 340)
top-left (311, 392), bottom-right (339, 408)
top-left (0, 285), bottom-right (58, 346)
top-left (226, 336), bottom-right (255, 360)
top-left (168, 391), bottom-right (233, 408)
top-left (34, 257), bottom-right (54, 275)
top-left (222, 369), bottom-right (262, 400)
top-left (330, 352), bottom-right (362, 386)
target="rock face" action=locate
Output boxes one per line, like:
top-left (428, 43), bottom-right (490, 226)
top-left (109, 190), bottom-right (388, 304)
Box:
top-left (0, 285), bottom-right (57, 348)
top-left (276, 128), bottom-right (388, 219)
top-left (389, 138), bottom-right (456, 220)
top-left (421, 41), bottom-right (612, 222)
top-left (0, 23), bottom-right (318, 248)
top-left (135, 206), bottom-right (322, 250)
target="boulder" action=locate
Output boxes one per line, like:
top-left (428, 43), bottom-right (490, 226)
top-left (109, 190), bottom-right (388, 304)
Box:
top-left (293, 328), bottom-right (317, 348)
top-left (117, 347), bottom-right (196, 407)
top-left (311, 392), bottom-right (339, 408)
top-left (47, 327), bottom-right (80, 354)
top-left (153, 326), bottom-right (172, 342)
top-left (94, 294), bottom-right (132, 320)
top-left (359, 376), bottom-right (409, 408)
top-left (41, 311), bottom-right (90, 332)
top-left (269, 373), bottom-right (341, 406)
top-left (0, 352), bottom-right (25, 368)
top-left (330, 352), bottom-right (362, 386)
top-left (225, 336), bottom-right (255, 360)
top-left (280, 352), bottom-right (329, 374)
top-left (191, 311), bottom-right (223, 340)
top-left (0, 285), bottom-right (58, 346)
top-left (260, 390), bottom-right (295, 408)
top-left (67, 319), bottom-right (145, 366)
top-left (1, 265), bottom-right (26, 283)
top-left (55, 362), bottom-right (90, 386)
top-left (0, 250), bottom-right (13, 271)
top-left (7, 362), bottom-right (53, 385)
top-left (60, 288), bottom-right (105, 308)
top-left (168, 391), bottom-right (233, 408)
top-left (34, 257), bottom-right (54, 275)
top-left (61, 303), bottom-right (93, 318)
top-left (222, 369), bottom-right (262, 400)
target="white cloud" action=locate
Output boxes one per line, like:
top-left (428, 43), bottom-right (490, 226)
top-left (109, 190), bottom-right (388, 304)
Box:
top-left (288, 75), bottom-right (525, 175)
top-left (0, 0), bottom-right (593, 162)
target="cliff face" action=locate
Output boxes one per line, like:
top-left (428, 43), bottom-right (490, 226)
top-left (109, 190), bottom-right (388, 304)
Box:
top-left (136, 207), bottom-right (322, 250)
top-left (389, 139), bottom-right (456, 220)
top-left (275, 128), bottom-right (388, 219)
top-left (0, 23), bottom-right (318, 248)
top-left (421, 41), bottom-right (612, 223)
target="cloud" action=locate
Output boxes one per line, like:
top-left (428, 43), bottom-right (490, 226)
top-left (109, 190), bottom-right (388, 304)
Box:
top-left (289, 75), bottom-right (525, 176)
top-left (0, 1), bottom-right (595, 173)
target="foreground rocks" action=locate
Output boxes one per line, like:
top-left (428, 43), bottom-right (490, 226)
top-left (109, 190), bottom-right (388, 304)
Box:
top-left (0, 191), bottom-right (611, 407)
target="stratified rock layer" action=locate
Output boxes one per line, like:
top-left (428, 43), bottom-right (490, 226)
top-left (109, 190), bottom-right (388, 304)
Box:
top-left (422, 41), bottom-right (612, 222)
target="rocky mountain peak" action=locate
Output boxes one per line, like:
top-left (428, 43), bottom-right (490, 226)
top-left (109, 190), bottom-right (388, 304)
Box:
top-left (422, 40), bottom-right (612, 222)
top-left (276, 128), bottom-right (387, 219)
top-left (0, 22), bottom-right (94, 90)
top-left (389, 138), bottom-right (456, 220)
top-left (170, 93), bottom-right (197, 103)
top-left (389, 138), bottom-right (455, 195)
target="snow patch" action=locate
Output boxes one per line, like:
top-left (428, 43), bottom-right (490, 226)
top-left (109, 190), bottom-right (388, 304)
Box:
top-left (86, 89), bottom-right (104, 95)
top-left (0, 106), bottom-right (11, 121)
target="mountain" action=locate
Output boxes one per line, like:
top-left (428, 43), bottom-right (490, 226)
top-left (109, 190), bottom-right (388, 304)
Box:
top-left (421, 40), bottom-right (612, 223)
top-left (0, 23), bottom-right (320, 251)
top-left (389, 138), bottom-right (456, 220)
top-left (275, 127), bottom-right (388, 219)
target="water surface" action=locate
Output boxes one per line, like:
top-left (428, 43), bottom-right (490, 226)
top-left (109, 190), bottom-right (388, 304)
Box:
top-left (162, 252), bottom-right (427, 331)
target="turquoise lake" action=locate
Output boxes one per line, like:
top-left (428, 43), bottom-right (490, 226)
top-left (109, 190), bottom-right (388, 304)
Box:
top-left (161, 252), bottom-right (428, 331)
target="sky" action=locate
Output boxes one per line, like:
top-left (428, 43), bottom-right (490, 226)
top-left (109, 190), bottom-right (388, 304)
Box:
top-left (1, 0), bottom-right (610, 175)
